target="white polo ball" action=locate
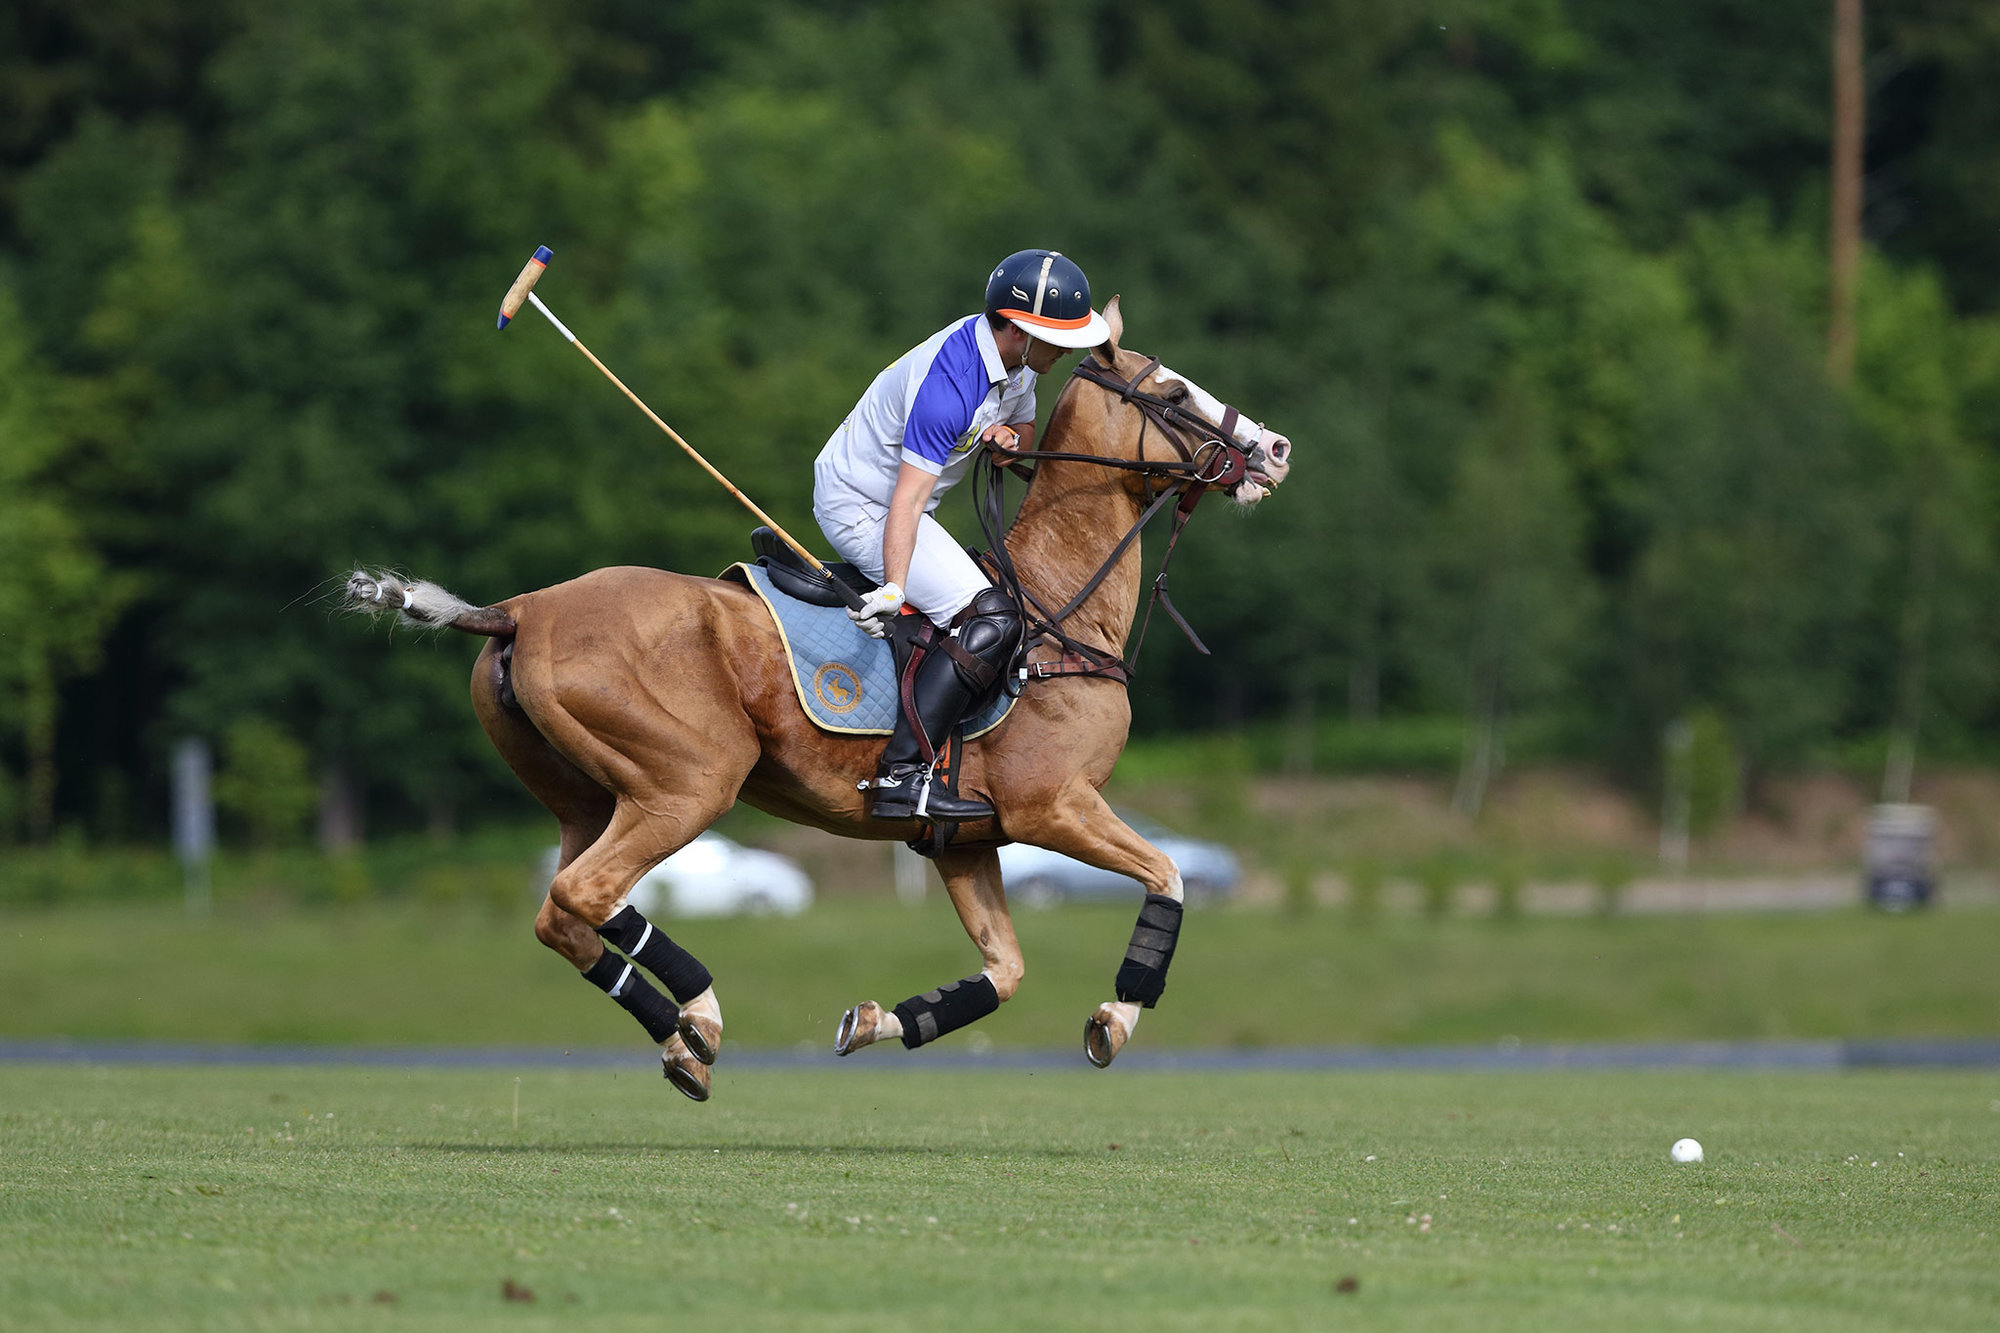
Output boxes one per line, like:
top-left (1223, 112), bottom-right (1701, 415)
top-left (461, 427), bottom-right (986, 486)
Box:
top-left (1670, 1137), bottom-right (1704, 1164)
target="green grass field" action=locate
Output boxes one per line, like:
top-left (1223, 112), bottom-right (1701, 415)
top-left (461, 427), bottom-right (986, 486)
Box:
top-left (3, 900), bottom-right (1997, 1051)
top-left (2, 1065), bottom-right (1995, 1331)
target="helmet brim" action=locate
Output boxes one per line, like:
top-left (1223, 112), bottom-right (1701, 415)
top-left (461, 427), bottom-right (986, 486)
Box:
top-left (1004, 309), bottom-right (1111, 350)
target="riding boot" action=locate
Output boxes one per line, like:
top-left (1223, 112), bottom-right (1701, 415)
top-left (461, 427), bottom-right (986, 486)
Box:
top-left (867, 644), bottom-right (995, 821)
top-left (867, 588), bottom-right (1023, 822)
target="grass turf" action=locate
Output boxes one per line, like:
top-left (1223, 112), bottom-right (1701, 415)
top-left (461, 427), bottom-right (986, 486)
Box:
top-left (3, 900), bottom-right (1998, 1051)
top-left (0, 1065), bottom-right (1994, 1331)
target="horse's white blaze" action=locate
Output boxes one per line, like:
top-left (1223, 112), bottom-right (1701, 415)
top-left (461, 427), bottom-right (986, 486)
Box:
top-left (1153, 365), bottom-right (1260, 448)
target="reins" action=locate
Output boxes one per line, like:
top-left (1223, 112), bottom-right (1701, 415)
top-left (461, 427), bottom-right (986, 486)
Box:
top-left (975, 352), bottom-right (1255, 687)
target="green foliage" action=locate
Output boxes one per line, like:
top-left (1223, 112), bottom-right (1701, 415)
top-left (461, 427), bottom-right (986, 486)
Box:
top-left (7, 0), bottom-right (2000, 840)
top-left (212, 718), bottom-right (318, 846)
top-left (1678, 707), bottom-right (1742, 840)
top-left (0, 280), bottom-right (132, 840)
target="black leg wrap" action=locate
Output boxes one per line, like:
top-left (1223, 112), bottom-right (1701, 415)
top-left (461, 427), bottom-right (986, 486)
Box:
top-left (582, 948), bottom-right (681, 1045)
top-left (892, 974), bottom-right (1000, 1049)
top-left (1114, 893), bottom-right (1184, 1009)
top-left (597, 904), bottom-right (714, 1003)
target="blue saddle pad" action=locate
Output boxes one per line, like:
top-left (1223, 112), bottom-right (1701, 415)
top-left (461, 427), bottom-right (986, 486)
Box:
top-left (721, 562), bottom-right (1017, 738)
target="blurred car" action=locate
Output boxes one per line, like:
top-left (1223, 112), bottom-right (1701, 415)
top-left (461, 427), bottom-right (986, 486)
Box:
top-left (541, 831), bottom-right (813, 918)
top-left (996, 811), bottom-right (1239, 907)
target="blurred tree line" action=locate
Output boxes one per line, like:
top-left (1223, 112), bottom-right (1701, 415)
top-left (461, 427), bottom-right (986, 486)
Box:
top-left (3, 0), bottom-right (1999, 845)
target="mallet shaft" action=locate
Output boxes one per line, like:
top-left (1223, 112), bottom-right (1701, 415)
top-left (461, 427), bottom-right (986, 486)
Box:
top-left (520, 294), bottom-right (857, 606)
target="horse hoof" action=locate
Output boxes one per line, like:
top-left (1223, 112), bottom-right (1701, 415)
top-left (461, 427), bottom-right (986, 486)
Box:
top-left (661, 1035), bottom-right (712, 1102)
top-left (1084, 1003), bottom-right (1131, 1068)
top-left (677, 988), bottom-right (723, 1066)
top-left (835, 1001), bottom-right (885, 1056)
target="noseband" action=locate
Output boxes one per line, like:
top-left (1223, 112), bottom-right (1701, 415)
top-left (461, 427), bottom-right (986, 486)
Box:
top-left (975, 353), bottom-right (1259, 685)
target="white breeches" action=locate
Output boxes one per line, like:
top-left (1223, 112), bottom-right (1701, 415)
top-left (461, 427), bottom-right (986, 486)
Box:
top-left (813, 490), bottom-right (991, 629)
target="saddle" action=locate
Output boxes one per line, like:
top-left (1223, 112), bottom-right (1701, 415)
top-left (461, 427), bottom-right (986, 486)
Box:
top-left (733, 529), bottom-right (1019, 855)
top-left (749, 528), bottom-right (875, 607)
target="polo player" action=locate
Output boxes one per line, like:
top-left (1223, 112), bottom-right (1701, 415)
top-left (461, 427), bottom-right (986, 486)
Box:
top-left (812, 249), bottom-right (1112, 821)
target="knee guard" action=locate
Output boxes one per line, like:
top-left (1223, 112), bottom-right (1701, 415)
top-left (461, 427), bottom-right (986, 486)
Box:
top-left (598, 904), bottom-right (714, 1003)
top-left (892, 973), bottom-right (1001, 1048)
top-left (1113, 893), bottom-right (1184, 1008)
top-left (949, 588), bottom-right (1023, 689)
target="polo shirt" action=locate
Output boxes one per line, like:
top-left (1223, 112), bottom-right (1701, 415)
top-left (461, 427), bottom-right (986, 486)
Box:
top-left (814, 315), bottom-right (1039, 512)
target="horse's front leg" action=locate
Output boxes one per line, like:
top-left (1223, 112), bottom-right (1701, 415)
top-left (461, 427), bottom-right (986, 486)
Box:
top-left (835, 847), bottom-right (1023, 1055)
top-left (1005, 784), bottom-right (1185, 1067)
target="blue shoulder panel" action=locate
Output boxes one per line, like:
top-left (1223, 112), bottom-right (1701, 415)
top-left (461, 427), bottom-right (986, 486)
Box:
top-left (903, 319), bottom-right (989, 467)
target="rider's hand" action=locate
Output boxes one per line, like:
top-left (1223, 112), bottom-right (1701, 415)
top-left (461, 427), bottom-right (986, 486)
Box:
top-left (848, 582), bottom-right (905, 639)
top-left (982, 424), bottom-right (1020, 451)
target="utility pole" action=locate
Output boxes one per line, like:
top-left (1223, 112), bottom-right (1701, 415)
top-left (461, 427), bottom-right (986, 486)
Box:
top-left (1828, 0), bottom-right (1864, 382)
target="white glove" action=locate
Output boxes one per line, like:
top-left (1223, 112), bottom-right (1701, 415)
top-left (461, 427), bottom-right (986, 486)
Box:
top-left (847, 582), bottom-right (905, 639)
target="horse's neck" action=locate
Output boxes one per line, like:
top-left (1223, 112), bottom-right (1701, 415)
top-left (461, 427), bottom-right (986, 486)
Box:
top-left (1003, 441), bottom-right (1146, 656)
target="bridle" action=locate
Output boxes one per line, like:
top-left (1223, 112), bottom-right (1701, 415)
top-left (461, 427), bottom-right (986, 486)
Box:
top-left (975, 351), bottom-right (1262, 687)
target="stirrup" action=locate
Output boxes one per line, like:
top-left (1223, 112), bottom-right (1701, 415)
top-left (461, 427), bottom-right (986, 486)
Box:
top-left (863, 765), bottom-right (992, 822)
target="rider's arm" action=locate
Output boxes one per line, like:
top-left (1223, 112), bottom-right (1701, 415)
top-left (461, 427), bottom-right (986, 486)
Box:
top-left (882, 462), bottom-right (939, 591)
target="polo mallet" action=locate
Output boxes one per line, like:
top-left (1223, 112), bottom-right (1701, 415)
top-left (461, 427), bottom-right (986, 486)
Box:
top-left (496, 245), bottom-right (865, 611)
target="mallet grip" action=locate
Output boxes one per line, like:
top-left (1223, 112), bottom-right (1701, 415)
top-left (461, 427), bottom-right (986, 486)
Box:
top-left (496, 245), bottom-right (553, 329)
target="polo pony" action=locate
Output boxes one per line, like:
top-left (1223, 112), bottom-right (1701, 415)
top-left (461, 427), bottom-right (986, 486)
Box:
top-left (343, 296), bottom-right (1292, 1098)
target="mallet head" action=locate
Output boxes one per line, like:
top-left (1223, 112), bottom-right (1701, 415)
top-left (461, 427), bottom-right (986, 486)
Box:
top-left (496, 245), bottom-right (553, 329)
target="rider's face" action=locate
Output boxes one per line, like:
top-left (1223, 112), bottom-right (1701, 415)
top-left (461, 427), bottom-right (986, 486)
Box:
top-left (1024, 335), bottom-right (1072, 375)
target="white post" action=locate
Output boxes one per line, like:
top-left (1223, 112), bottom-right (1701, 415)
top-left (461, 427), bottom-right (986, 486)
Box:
top-left (172, 738), bottom-right (214, 917)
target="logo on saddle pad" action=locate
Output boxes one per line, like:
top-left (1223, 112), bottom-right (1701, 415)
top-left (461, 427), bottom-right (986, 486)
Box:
top-left (813, 662), bottom-right (862, 713)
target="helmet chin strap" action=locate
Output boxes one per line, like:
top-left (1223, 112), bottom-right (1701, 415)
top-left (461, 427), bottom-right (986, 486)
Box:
top-left (1007, 324), bottom-right (1035, 370)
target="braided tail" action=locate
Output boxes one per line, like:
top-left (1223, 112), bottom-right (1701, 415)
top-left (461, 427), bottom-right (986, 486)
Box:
top-left (341, 570), bottom-right (515, 637)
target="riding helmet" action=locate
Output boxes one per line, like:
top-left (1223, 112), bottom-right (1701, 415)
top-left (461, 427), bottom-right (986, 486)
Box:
top-left (984, 249), bottom-right (1111, 349)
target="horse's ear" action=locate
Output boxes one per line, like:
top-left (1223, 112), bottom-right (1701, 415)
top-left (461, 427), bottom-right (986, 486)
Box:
top-left (1095, 294), bottom-right (1123, 365)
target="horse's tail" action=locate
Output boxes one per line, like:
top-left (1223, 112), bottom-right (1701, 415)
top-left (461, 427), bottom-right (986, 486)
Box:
top-left (341, 569), bottom-right (516, 637)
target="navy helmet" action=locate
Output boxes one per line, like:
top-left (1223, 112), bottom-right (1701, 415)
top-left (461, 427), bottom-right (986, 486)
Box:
top-left (984, 249), bottom-right (1111, 349)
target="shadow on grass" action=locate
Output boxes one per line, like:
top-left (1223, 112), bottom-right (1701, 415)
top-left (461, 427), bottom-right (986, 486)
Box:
top-left (409, 1140), bottom-right (1097, 1159)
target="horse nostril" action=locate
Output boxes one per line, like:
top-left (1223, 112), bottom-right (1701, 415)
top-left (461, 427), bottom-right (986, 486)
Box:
top-left (1271, 437), bottom-right (1292, 463)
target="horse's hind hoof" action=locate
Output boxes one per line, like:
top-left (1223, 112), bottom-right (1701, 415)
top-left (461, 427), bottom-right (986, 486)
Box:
top-left (677, 987), bottom-right (723, 1066)
top-left (835, 1001), bottom-right (885, 1056)
top-left (1084, 1002), bottom-right (1133, 1068)
top-left (661, 1034), bottom-right (712, 1102)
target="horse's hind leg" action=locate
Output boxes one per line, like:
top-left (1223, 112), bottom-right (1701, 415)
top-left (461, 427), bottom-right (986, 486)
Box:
top-left (533, 888), bottom-right (718, 1102)
top-left (537, 795), bottom-right (742, 1099)
top-left (472, 643), bottom-right (724, 1099)
top-left (836, 847), bottom-right (1022, 1055)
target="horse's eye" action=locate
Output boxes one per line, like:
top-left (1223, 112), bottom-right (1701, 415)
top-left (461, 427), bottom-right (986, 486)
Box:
top-left (1166, 385), bottom-right (1189, 404)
